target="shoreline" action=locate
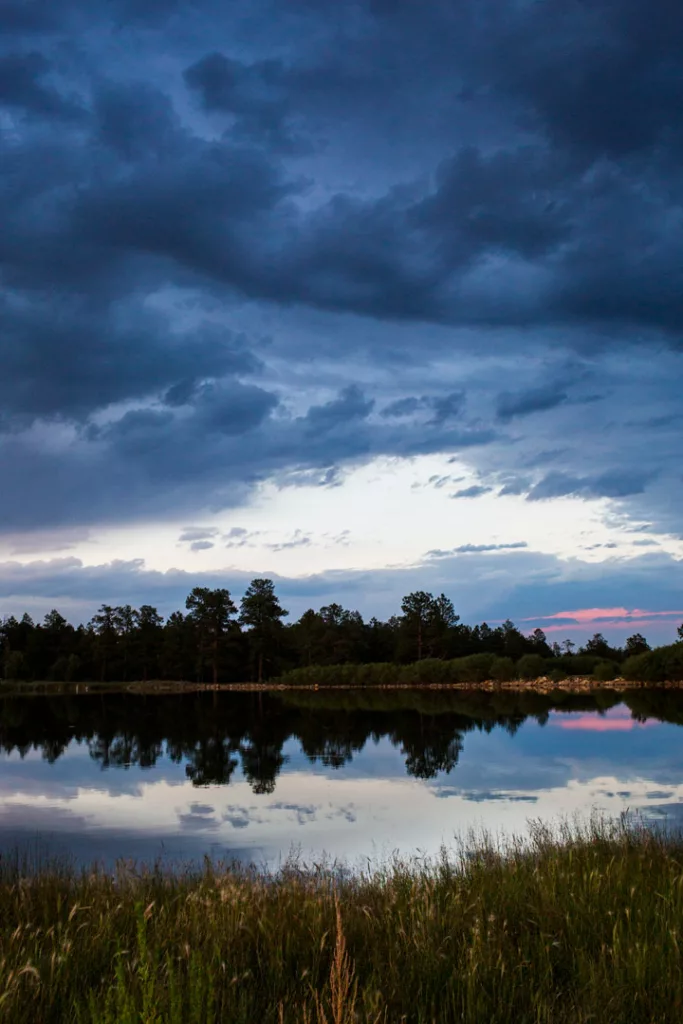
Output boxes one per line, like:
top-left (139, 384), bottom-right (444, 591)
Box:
top-left (1, 675), bottom-right (682, 696)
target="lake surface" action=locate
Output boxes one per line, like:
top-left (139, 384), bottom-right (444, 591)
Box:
top-left (0, 688), bottom-right (682, 868)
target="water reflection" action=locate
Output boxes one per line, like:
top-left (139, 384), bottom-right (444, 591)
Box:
top-left (0, 688), bottom-right (682, 866)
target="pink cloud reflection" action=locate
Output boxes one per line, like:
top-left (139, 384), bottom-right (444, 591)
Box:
top-left (552, 707), bottom-right (657, 732)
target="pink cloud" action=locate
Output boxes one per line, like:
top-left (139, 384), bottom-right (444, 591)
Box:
top-left (540, 617), bottom-right (683, 634)
top-left (523, 607), bottom-right (683, 626)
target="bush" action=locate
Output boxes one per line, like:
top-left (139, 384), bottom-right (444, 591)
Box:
top-left (593, 660), bottom-right (619, 682)
top-left (548, 668), bottom-right (567, 683)
top-left (399, 659), bottom-right (453, 684)
top-left (622, 644), bottom-right (683, 683)
top-left (456, 653), bottom-right (495, 682)
top-left (490, 657), bottom-right (515, 682)
top-left (3, 650), bottom-right (28, 681)
top-left (553, 654), bottom-right (601, 676)
top-left (516, 653), bottom-right (546, 680)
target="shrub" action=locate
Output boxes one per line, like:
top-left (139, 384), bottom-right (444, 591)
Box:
top-left (548, 668), bottom-right (567, 684)
top-left (399, 659), bottom-right (452, 684)
top-left (593, 660), bottom-right (619, 682)
top-left (622, 644), bottom-right (683, 683)
top-left (553, 654), bottom-right (601, 676)
top-left (457, 653), bottom-right (496, 682)
top-left (3, 650), bottom-right (28, 681)
top-left (490, 657), bottom-right (515, 682)
top-left (516, 653), bottom-right (546, 680)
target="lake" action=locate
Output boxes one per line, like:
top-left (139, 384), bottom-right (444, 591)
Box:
top-left (0, 687), bottom-right (682, 868)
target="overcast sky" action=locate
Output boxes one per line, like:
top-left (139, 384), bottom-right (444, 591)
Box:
top-left (1, 0), bottom-right (682, 643)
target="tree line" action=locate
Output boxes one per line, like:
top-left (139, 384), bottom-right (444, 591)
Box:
top-left (1, 581), bottom-right (674, 684)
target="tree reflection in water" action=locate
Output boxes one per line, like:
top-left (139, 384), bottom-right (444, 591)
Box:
top-left (0, 687), bottom-right (675, 794)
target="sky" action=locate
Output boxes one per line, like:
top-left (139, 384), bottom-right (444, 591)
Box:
top-left (1, 0), bottom-right (682, 644)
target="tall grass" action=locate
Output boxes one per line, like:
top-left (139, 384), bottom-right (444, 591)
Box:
top-left (1, 818), bottom-right (683, 1022)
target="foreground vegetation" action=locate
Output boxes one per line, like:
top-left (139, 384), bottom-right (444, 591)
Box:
top-left (278, 644), bottom-right (683, 686)
top-left (2, 819), bottom-right (683, 1023)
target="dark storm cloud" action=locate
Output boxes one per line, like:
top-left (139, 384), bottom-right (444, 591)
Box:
top-left (0, 382), bottom-right (497, 531)
top-left (527, 470), bottom-right (653, 503)
top-left (0, 0), bottom-right (681, 534)
top-left (94, 80), bottom-right (181, 162)
top-left (0, 1), bottom-right (62, 34)
top-left (489, 0), bottom-right (683, 160)
top-left (380, 397), bottom-right (423, 418)
top-left (0, 52), bottom-right (82, 118)
top-left (3, 2), bottom-right (681, 333)
top-left (0, 306), bottom-right (260, 423)
top-left (303, 386), bottom-right (374, 434)
top-left (430, 391), bottom-right (465, 425)
top-left (184, 53), bottom-right (312, 154)
top-left (496, 385), bottom-right (568, 422)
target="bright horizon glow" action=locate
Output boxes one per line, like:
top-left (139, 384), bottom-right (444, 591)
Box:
top-left (2, 455), bottom-right (681, 578)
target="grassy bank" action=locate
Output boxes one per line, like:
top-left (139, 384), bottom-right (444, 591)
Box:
top-left (2, 820), bottom-right (683, 1023)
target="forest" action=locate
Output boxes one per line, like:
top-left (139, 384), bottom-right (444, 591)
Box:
top-left (1, 580), bottom-right (680, 684)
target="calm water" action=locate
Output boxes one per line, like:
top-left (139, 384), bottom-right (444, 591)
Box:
top-left (0, 688), bottom-right (682, 868)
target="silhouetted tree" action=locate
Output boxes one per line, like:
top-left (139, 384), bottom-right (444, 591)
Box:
top-left (113, 605), bottom-right (136, 681)
top-left (239, 579), bottom-right (288, 682)
top-left (528, 627), bottom-right (553, 658)
top-left (400, 591), bottom-right (434, 661)
top-left (185, 587), bottom-right (237, 685)
top-left (582, 632), bottom-right (621, 661)
top-left (135, 605), bottom-right (164, 681)
top-left (90, 605), bottom-right (118, 682)
top-left (625, 633), bottom-right (651, 656)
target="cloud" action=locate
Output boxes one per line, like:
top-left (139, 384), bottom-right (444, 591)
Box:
top-left (428, 542), bottom-right (528, 557)
top-left (266, 530), bottom-right (312, 552)
top-left (303, 386), bottom-right (374, 435)
top-left (527, 470), bottom-right (653, 502)
top-left (496, 385), bottom-right (568, 422)
top-left (179, 527), bottom-right (220, 543)
top-left (429, 391), bottom-right (465, 424)
top-left (0, 51), bottom-right (83, 119)
top-left (380, 397), bottom-right (423, 418)
top-left (0, 0), bottom-right (681, 550)
top-left (190, 540), bottom-right (214, 552)
top-left (527, 607), bottom-right (683, 626)
top-left (450, 485), bottom-right (493, 499)
top-left (184, 52), bottom-right (313, 153)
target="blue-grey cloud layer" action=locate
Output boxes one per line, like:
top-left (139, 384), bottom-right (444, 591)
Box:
top-left (0, 0), bottom-right (682, 535)
top-left (1, 547), bottom-right (682, 646)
